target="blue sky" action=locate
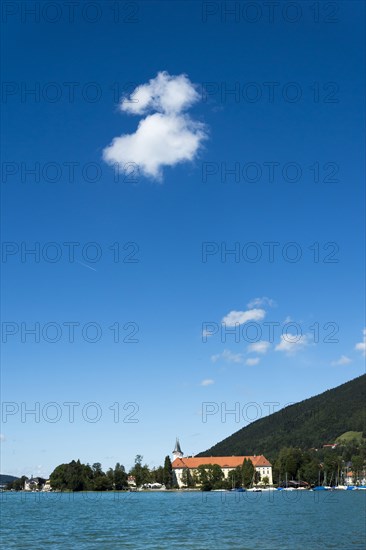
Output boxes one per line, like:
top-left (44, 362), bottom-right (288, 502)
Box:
top-left (1, 1), bottom-right (365, 478)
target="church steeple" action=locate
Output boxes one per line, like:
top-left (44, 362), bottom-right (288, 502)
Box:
top-left (172, 437), bottom-right (183, 459)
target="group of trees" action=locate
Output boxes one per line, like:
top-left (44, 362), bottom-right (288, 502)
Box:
top-left (49, 456), bottom-right (175, 492)
top-left (8, 456), bottom-right (175, 492)
top-left (129, 455), bottom-right (174, 488)
top-left (49, 460), bottom-right (128, 491)
top-left (273, 440), bottom-right (366, 486)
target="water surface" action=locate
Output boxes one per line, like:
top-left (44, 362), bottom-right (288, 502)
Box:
top-left (1, 490), bottom-right (365, 549)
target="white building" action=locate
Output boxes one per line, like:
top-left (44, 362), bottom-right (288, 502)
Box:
top-left (42, 480), bottom-right (52, 492)
top-left (345, 471), bottom-right (366, 486)
top-left (171, 438), bottom-right (273, 488)
top-left (24, 476), bottom-right (44, 491)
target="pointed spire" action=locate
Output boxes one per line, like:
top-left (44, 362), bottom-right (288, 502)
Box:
top-left (173, 437), bottom-right (182, 454)
top-left (172, 437), bottom-right (183, 458)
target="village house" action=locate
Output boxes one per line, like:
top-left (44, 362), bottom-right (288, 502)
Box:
top-left (24, 476), bottom-right (44, 491)
top-left (127, 475), bottom-right (136, 487)
top-left (345, 471), bottom-right (366, 486)
top-left (171, 439), bottom-right (273, 488)
top-left (42, 480), bottom-right (52, 492)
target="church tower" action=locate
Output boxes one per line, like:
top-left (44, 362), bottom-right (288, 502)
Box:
top-left (172, 437), bottom-right (183, 460)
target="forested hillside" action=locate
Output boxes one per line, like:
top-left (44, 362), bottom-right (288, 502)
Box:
top-left (198, 375), bottom-right (365, 461)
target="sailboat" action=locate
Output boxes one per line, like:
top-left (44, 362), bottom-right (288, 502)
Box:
top-left (313, 469), bottom-right (329, 491)
top-left (246, 471), bottom-right (261, 492)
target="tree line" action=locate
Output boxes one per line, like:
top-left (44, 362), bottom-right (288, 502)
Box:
top-left (273, 440), bottom-right (366, 486)
top-left (7, 455), bottom-right (175, 492)
top-left (6, 438), bottom-right (365, 491)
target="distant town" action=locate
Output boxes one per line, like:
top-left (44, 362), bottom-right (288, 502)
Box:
top-left (3, 436), bottom-right (366, 493)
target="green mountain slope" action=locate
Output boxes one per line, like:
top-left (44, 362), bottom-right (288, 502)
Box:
top-left (198, 374), bottom-right (366, 461)
top-left (0, 474), bottom-right (18, 485)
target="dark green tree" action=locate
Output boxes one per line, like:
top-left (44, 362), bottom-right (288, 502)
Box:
top-left (181, 468), bottom-right (195, 488)
top-left (299, 458), bottom-right (319, 485)
top-left (351, 455), bottom-right (364, 484)
top-left (242, 459), bottom-right (254, 488)
top-left (196, 464), bottom-right (224, 491)
top-left (129, 455), bottom-right (151, 487)
top-left (151, 466), bottom-right (164, 484)
top-left (50, 460), bottom-right (94, 491)
top-left (254, 470), bottom-right (261, 485)
top-left (114, 463), bottom-right (128, 490)
top-left (274, 447), bottom-right (303, 482)
top-left (228, 466), bottom-right (242, 489)
top-left (163, 456), bottom-right (173, 488)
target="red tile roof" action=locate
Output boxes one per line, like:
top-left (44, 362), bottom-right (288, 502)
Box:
top-left (172, 455), bottom-right (271, 469)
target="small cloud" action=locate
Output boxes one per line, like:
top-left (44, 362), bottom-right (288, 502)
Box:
top-left (0, 434), bottom-right (5, 442)
top-left (355, 328), bottom-right (366, 356)
top-left (103, 71), bottom-right (207, 181)
top-left (331, 355), bottom-right (352, 366)
top-left (245, 357), bottom-right (260, 366)
top-left (120, 72), bottom-right (200, 115)
top-left (247, 297), bottom-right (276, 308)
top-left (247, 341), bottom-right (270, 354)
top-left (202, 329), bottom-right (213, 338)
top-left (283, 316), bottom-right (292, 324)
top-left (211, 349), bottom-right (244, 364)
top-left (200, 379), bottom-right (214, 386)
top-left (222, 308), bottom-right (265, 327)
top-left (275, 333), bottom-right (309, 355)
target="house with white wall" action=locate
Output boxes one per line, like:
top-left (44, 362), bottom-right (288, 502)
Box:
top-left (171, 438), bottom-right (273, 488)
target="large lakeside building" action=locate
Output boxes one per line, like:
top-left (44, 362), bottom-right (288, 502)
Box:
top-left (171, 438), bottom-right (273, 487)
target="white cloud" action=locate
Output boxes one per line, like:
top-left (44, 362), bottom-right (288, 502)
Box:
top-left (211, 349), bottom-right (244, 364)
top-left (120, 72), bottom-right (200, 115)
top-left (103, 71), bottom-right (207, 180)
top-left (247, 297), bottom-right (276, 308)
top-left (222, 308), bottom-right (265, 327)
top-left (247, 341), bottom-right (270, 354)
top-left (275, 333), bottom-right (309, 355)
top-left (245, 357), bottom-right (260, 366)
top-left (355, 328), bottom-right (366, 356)
top-left (0, 433), bottom-right (5, 442)
top-left (331, 355), bottom-right (352, 366)
top-left (200, 379), bottom-right (214, 386)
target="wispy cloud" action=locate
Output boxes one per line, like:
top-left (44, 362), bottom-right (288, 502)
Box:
top-left (331, 355), bottom-right (352, 366)
top-left (247, 297), bottom-right (276, 308)
top-left (247, 341), bottom-right (270, 354)
top-left (275, 333), bottom-right (310, 355)
top-left (200, 379), bottom-right (214, 386)
top-left (355, 328), bottom-right (366, 356)
top-left (222, 308), bottom-right (265, 327)
top-left (211, 349), bottom-right (244, 364)
top-left (103, 71), bottom-right (207, 181)
top-left (245, 357), bottom-right (260, 366)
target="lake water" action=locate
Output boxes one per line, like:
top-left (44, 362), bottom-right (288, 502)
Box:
top-left (1, 490), bottom-right (365, 549)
